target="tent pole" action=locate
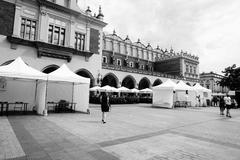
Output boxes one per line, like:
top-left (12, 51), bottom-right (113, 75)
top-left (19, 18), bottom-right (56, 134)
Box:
top-left (34, 80), bottom-right (38, 108)
top-left (72, 82), bottom-right (74, 103)
top-left (44, 79), bottom-right (48, 115)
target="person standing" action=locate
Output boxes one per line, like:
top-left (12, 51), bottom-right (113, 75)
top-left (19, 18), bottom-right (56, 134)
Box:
top-left (224, 94), bottom-right (232, 118)
top-left (219, 96), bottom-right (225, 115)
top-left (100, 92), bottom-right (110, 123)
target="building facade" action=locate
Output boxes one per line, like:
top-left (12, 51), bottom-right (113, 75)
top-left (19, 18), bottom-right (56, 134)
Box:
top-left (200, 72), bottom-right (228, 93)
top-left (0, 0), bottom-right (200, 93)
top-left (101, 31), bottom-right (199, 89)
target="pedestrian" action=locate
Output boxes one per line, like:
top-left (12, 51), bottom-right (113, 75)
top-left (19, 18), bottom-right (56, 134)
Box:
top-left (224, 94), bottom-right (232, 118)
top-left (100, 92), bottom-right (111, 123)
top-left (219, 96), bottom-right (225, 115)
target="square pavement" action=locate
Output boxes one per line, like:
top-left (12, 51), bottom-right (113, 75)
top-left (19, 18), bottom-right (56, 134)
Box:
top-left (1, 104), bottom-right (240, 160)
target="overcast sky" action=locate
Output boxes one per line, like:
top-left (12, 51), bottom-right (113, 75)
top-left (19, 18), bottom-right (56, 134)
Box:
top-left (79, 0), bottom-right (240, 74)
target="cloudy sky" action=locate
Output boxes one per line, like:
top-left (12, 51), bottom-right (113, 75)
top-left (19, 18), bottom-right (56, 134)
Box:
top-left (79, 0), bottom-right (240, 74)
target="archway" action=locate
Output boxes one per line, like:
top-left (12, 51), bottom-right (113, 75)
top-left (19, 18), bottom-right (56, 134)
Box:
top-left (76, 69), bottom-right (94, 87)
top-left (138, 77), bottom-right (150, 90)
top-left (42, 65), bottom-right (59, 74)
top-left (122, 75), bottom-right (136, 89)
top-left (152, 79), bottom-right (163, 87)
top-left (101, 73), bottom-right (118, 88)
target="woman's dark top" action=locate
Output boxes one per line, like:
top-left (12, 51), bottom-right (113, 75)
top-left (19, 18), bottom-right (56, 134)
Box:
top-left (219, 97), bottom-right (225, 108)
top-left (101, 95), bottom-right (110, 112)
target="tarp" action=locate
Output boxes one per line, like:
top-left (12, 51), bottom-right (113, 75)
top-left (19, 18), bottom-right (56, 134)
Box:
top-left (47, 64), bottom-right (90, 84)
top-left (0, 57), bottom-right (47, 80)
top-left (152, 79), bottom-right (176, 108)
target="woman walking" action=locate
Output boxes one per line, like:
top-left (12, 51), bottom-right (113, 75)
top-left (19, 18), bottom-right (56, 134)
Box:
top-left (100, 92), bottom-right (110, 123)
top-left (219, 96), bottom-right (225, 115)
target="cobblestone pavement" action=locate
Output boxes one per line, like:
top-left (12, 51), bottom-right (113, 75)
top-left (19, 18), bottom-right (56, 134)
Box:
top-left (1, 104), bottom-right (240, 160)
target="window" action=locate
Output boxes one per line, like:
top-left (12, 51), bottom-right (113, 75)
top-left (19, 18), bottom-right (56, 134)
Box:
top-left (20, 18), bottom-right (36, 40)
top-left (141, 64), bottom-right (145, 70)
top-left (130, 61), bottom-right (134, 68)
top-left (117, 59), bottom-right (121, 66)
top-left (190, 66), bottom-right (192, 73)
top-left (193, 67), bottom-right (196, 74)
top-left (48, 25), bottom-right (65, 46)
top-left (186, 65), bottom-right (189, 73)
top-left (75, 32), bottom-right (85, 51)
top-left (64, 0), bottom-right (70, 8)
top-left (102, 56), bottom-right (107, 63)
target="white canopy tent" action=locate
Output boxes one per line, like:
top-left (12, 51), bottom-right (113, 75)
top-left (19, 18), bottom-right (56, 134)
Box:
top-left (90, 86), bottom-right (101, 91)
top-left (36, 64), bottom-right (90, 115)
top-left (175, 81), bottom-right (197, 107)
top-left (192, 83), bottom-right (212, 106)
top-left (152, 79), bottom-right (176, 108)
top-left (131, 88), bottom-right (139, 93)
top-left (139, 88), bottom-right (152, 94)
top-left (100, 85), bottom-right (119, 92)
top-left (117, 86), bottom-right (130, 93)
top-left (0, 57), bottom-right (47, 113)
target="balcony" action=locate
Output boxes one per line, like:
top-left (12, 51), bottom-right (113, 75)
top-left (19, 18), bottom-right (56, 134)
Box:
top-left (7, 36), bottom-right (94, 62)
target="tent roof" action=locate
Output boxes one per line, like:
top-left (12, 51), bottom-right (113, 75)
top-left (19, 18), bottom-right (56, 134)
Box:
top-left (100, 85), bottom-right (119, 92)
top-left (193, 83), bottom-right (211, 92)
top-left (139, 88), bottom-right (152, 93)
top-left (153, 79), bottom-right (176, 90)
top-left (47, 64), bottom-right (90, 84)
top-left (175, 80), bottom-right (194, 91)
top-left (0, 57), bottom-right (47, 80)
top-left (130, 88), bottom-right (139, 93)
top-left (90, 86), bottom-right (101, 91)
top-left (117, 86), bottom-right (130, 92)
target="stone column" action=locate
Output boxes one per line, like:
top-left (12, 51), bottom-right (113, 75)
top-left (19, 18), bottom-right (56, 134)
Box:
top-left (39, 6), bottom-right (48, 42)
top-left (12, 5), bottom-right (21, 37)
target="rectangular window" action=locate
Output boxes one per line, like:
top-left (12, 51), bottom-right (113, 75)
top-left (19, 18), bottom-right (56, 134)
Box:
top-left (117, 59), bottom-right (121, 66)
top-left (20, 18), bottom-right (36, 40)
top-left (190, 66), bottom-right (192, 73)
top-left (193, 67), bottom-right (196, 74)
top-left (48, 25), bottom-right (53, 43)
top-left (64, 0), bottom-right (70, 8)
top-left (186, 65), bottom-right (189, 73)
top-left (48, 25), bottom-right (65, 46)
top-left (75, 32), bottom-right (85, 51)
top-left (102, 56), bottom-right (107, 63)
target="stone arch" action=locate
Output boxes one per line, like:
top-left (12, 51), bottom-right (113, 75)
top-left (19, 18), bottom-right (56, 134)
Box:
top-left (42, 64), bottom-right (59, 74)
top-left (101, 73), bottom-right (119, 88)
top-left (152, 79), bottom-right (163, 87)
top-left (75, 68), bottom-right (94, 88)
top-left (122, 75), bottom-right (136, 89)
top-left (138, 77), bottom-right (151, 90)
top-left (1, 59), bottom-right (14, 66)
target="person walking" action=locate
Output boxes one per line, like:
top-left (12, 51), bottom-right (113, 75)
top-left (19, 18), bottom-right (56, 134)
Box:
top-left (224, 94), bottom-right (232, 118)
top-left (219, 96), bottom-right (225, 115)
top-left (100, 92), bottom-right (110, 123)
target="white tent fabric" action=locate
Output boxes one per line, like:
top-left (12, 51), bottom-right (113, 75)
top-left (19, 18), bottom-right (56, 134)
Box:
top-left (117, 86), bottom-right (130, 92)
top-left (152, 79), bottom-right (176, 108)
top-left (0, 57), bottom-right (47, 80)
top-left (100, 85), bottom-right (119, 92)
top-left (42, 64), bottom-right (90, 114)
top-left (193, 83), bottom-right (212, 106)
top-left (131, 88), bottom-right (139, 93)
top-left (139, 88), bottom-right (152, 93)
top-left (47, 64), bottom-right (90, 84)
top-left (90, 86), bottom-right (101, 91)
top-left (175, 81), bottom-right (197, 107)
